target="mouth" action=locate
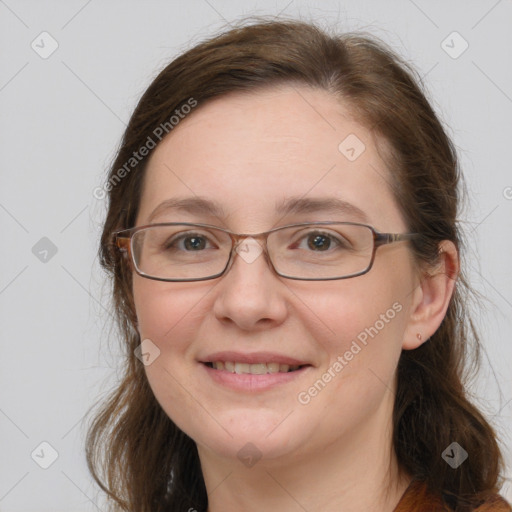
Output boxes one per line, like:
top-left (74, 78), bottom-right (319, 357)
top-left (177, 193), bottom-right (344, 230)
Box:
top-left (202, 361), bottom-right (310, 374)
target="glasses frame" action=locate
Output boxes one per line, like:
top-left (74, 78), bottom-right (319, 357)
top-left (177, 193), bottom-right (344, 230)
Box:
top-left (113, 221), bottom-right (421, 282)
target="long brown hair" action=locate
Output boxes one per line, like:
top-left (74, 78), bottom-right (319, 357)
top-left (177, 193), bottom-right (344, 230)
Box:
top-left (86, 18), bottom-right (509, 512)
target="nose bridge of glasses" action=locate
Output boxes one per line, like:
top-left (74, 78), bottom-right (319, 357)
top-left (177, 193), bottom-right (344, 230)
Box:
top-left (231, 229), bottom-right (270, 248)
top-left (229, 230), bottom-right (272, 268)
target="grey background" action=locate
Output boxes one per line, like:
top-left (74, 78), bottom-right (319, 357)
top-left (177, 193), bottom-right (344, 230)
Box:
top-left (0, 0), bottom-right (511, 510)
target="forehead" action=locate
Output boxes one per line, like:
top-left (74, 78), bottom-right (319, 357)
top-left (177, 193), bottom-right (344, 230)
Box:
top-left (137, 85), bottom-right (404, 231)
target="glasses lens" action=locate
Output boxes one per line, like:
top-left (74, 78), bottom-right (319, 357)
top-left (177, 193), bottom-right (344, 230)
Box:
top-left (131, 225), bottom-right (232, 280)
top-left (269, 223), bottom-right (374, 279)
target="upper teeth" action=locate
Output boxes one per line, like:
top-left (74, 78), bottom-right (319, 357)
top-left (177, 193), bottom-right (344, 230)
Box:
top-left (211, 362), bottom-right (301, 374)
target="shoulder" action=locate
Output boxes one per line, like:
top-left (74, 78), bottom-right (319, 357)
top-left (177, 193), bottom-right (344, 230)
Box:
top-left (394, 479), bottom-right (512, 512)
top-left (472, 494), bottom-right (512, 511)
top-left (393, 479), bottom-right (450, 511)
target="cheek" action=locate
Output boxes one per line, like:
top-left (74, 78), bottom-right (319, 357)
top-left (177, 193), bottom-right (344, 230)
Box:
top-left (312, 278), bottom-right (407, 352)
top-left (133, 277), bottom-right (208, 345)
top-left (298, 282), bottom-right (407, 426)
top-left (304, 266), bottom-right (410, 407)
top-left (132, 278), bottom-right (206, 396)
top-left (132, 278), bottom-right (213, 433)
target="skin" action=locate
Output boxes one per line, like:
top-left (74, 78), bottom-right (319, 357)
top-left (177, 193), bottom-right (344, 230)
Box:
top-left (132, 85), bottom-right (458, 512)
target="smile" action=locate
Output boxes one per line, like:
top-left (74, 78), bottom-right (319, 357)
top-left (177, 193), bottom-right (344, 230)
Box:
top-left (204, 361), bottom-right (306, 374)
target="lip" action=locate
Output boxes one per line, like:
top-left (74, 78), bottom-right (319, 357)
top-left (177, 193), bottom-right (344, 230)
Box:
top-left (200, 361), bottom-right (312, 392)
top-left (200, 351), bottom-right (310, 366)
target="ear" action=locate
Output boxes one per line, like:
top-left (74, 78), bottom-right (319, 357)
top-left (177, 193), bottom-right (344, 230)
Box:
top-left (402, 240), bottom-right (459, 350)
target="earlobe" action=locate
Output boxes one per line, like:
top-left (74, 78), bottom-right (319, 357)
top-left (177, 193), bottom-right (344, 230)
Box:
top-left (402, 240), bottom-right (459, 350)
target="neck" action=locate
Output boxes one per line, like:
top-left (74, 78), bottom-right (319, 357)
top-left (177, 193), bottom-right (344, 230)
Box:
top-left (198, 394), bottom-right (411, 512)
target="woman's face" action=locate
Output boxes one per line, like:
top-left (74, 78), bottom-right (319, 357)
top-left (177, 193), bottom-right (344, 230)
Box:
top-left (132, 85), bottom-right (419, 465)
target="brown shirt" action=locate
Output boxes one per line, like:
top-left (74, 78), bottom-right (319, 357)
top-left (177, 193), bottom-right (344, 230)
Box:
top-left (393, 479), bottom-right (512, 512)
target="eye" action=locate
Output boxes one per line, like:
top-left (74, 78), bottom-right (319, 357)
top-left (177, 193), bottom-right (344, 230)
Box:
top-left (291, 230), bottom-right (350, 252)
top-left (165, 231), bottom-right (217, 251)
top-left (305, 232), bottom-right (335, 251)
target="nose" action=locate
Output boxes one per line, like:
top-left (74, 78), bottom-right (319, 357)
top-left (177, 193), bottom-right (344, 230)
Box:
top-left (212, 237), bottom-right (288, 331)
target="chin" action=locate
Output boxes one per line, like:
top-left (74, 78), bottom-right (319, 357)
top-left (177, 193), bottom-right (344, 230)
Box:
top-left (198, 433), bottom-right (301, 466)
top-left (189, 409), bottom-right (305, 462)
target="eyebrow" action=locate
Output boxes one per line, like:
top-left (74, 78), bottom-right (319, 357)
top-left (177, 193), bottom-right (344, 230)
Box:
top-left (147, 197), bottom-right (228, 223)
top-left (147, 196), bottom-right (369, 224)
top-left (275, 196), bottom-right (368, 222)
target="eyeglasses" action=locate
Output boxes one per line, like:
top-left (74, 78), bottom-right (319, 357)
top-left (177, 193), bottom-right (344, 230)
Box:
top-left (113, 221), bottom-right (421, 282)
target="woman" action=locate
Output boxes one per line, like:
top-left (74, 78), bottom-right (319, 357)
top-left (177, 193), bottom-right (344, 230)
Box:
top-left (86, 18), bottom-right (511, 512)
